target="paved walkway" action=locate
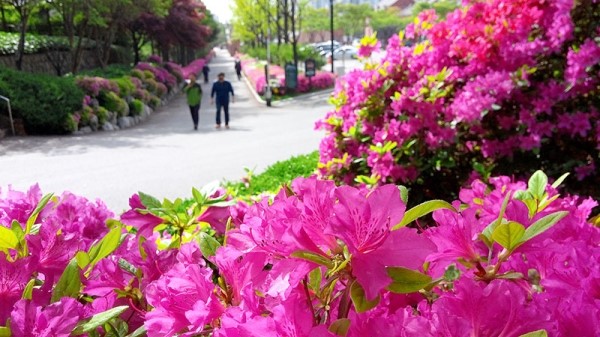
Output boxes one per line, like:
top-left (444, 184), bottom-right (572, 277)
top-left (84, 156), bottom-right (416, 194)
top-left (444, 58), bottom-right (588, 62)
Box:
top-left (0, 49), bottom-right (332, 211)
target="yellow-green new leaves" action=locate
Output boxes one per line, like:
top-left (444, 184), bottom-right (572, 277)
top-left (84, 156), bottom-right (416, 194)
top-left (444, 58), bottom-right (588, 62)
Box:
top-left (393, 200), bottom-right (456, 230)
top-left (386, 267), bottom-right (432, 293)
top-left (519, 330), bottom-right (548, 337)
top-left (491, 221), bottom-right (526, 251)
top-left (0, 225), bottom-right (18, 252)
top-left (26, 193), bottom-right (54, 234)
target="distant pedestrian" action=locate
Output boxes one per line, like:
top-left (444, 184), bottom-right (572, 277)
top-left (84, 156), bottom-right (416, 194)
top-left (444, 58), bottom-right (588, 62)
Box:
top-left (211, 72), bottom-right (234, 129)
top-left (202, 64), bottom-right (210, 83)
top-left (184, 74), bottom-right (202, 130)
top-left (234, 59), bottom-right (242, 81)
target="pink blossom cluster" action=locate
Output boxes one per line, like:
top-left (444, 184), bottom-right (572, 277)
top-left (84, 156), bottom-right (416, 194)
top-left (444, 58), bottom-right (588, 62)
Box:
top-left (75, 77), bottom-right (119, 97)
top-left (0, 172), bottom-right (598, 336)
top-left (317, 0), bottom-right (599, 189)
top-left (146, 55), bottom-right (163, 64)
top-left (241, 56), bottom-right (335, 95)
top-left (135, 62), bottom-right (178, 90)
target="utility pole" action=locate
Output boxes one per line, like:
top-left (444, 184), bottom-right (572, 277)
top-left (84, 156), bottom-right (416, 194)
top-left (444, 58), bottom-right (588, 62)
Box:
top-left (330, 0), bottom-right (334, 74)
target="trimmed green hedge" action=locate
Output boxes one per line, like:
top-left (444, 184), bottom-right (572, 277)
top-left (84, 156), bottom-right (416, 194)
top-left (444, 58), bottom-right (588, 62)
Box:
top-left (225, 151), bottom-right (319, 198)
top-left (0, 67), bottom-right (84, 134)
top-left (0, 32), bottom-right (94, 55)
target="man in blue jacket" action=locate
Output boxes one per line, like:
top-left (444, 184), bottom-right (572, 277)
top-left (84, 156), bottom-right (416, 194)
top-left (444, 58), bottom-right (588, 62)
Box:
top-left (210, 72), bottom-right (235, 129)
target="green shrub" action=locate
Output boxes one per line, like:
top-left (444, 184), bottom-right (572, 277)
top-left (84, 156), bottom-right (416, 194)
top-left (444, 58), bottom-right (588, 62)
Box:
top-left (65, 114), bottom-right (78, 132)
top-left (113, 77), bottom-right (136, 98)
top-left (0, 67), bottom-right (84, 134)
top-left (79, 64), bottom-right (133, 79)
top-left (148, 96), bottom-right (161, 109)
top-left (99, 91), bottom-right (128, 117)
top-left (95, 106), bottom-right (109, 124)
top-left (143, 70), bottom-right (155, 80)
top-left (144, 78), bottom-right (159, 94)
top-left (78, 105), bottom-right (93, 127)
top-left (225, 151), bottom-right (319, 198)
top-left (131, 69), bottom-right (145, 79)
top-left (129, 99), bottom-right (144, 116)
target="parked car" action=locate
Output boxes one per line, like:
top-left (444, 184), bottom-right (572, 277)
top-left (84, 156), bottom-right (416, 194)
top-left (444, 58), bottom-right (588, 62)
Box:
top-left (325, 46), bottom-right (358, 60)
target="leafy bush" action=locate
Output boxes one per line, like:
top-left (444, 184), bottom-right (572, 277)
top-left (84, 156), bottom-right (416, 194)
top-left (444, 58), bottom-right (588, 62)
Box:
top-left (129, 99), bottom-right (144, 116)
top-left (130, 68), bottom-right (145, 80)
top-left (99, 91), bottom-right (128, 117)
top-left (95, 106), bottom-right (109, 124)
top-left (148, 95), bottom-right (161, 109)
top-left (75, 76), bottom-right (119, 97)
top-left (243, 43), bottom-right (325, 67)
top-left (0, 171), bottom-right (597, 336)
top-left (0, 32), bottom-right (94, 55)
top-left (225, 151), bottom-right (319, 197)
top-left (112, 77), bottom-right (136, 98)
top-left (78, 64), bottom-right (133, 79)
top-left (0, 67), bottom-right (84, 134)
top-left (318, 0), bottom-right (600, 201)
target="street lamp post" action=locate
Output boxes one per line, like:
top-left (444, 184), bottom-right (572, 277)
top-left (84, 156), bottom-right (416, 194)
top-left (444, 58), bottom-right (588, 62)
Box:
top-left (330, 0), bottom-right (334, 74)
top-left (265, 0), bottom-right (273, 106)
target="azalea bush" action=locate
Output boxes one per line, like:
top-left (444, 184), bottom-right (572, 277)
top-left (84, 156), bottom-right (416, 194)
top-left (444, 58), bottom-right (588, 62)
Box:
top-left (241, 56), bottom-right (335, 96)
top-left (0, 170), bottom-right (598, 336)
top-left (317, 0), bottom-right (600, 201)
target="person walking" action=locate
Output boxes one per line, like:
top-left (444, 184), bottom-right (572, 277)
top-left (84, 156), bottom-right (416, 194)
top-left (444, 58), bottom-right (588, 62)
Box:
top-left (234, 59), bottom-right (242, 81)
top-left (202, 64), bottom-right (210, 83)
top-left (184, 74), bottom-right (202, 130)
top-left (211, 73), bottom-right (235, 129)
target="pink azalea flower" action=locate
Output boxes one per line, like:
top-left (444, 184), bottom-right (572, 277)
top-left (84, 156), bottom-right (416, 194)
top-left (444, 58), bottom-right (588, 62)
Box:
top-left (328, 184), bottom-right (436, 300)
top-left (10, 297), bottom-right (84, 337)
top-left (120, 194), bottom-right (163, 238)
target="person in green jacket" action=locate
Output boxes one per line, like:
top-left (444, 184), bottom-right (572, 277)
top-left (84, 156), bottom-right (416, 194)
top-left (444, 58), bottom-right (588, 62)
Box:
top-left (184, 74), bottom-right (202, 130)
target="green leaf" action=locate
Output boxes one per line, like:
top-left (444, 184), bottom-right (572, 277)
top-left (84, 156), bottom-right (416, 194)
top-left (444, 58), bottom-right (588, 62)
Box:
top-left (0, 225), bottom-right (19, 251)
top-left (519, 330), bottom-right (548, 337)
top-left (398, 185), bottom-right (409, 204)
top-left (22, 278), bottom-right (35, 300)
top-left (198, 232), bottom-right (221, 257)
top-left (350, 281), bottom-right (381, 313)
top-left (393, 200), bottom-right (455, 230)
top-left (72, 306), bottom-right (129, 335)
top-left (75, 251), bottom-right (90, 269)
top-left (482, 192), bottom-right (512, 240)
top-left (443, 264), bottom-right (461, 282)
top-left (0, 326), bottom-right (10, 337)
top-left (328, 318), bottom-right (350, 336)
top-left (138, 192), bottom-right (161, 209)
top-left (491, 221), bottom-right (525, 251)
top-left (26, 193), bottom-right (53, 234)
top-left (497, 271), bottom-right (524, 280)
top-left (291, 250), bottom-right (334, 269)
top-left (519, 211), bottom-right (568, 244)
top-left (386, 267), bottom-right (432, 293)
top-left (308, 267), bottom-right (322, 292)
top-left (126, 326), bottom-right (147, 337)
top-left (51, 259), bottom-right (81, 303)
top-left (192, 187), bottom-right (204, 204)
top-left (88, 226), bottom-right (122, 268)
top-left (200, 181), bottom-right (221, 199)
top-left (528, 170), bottom-right (548, 200)
top-left (551, 172), bottom-right (569, 189)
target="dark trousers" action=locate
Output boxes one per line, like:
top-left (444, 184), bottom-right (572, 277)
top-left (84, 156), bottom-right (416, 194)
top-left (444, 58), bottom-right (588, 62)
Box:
top-left (203, 72), bottom-right (209, 83)
top-left (189, 104), bottom-right (200, 127)
top-left (216, 101), bottom-right (229, 125)
top-left (236, 70), bottom-right (242, 80)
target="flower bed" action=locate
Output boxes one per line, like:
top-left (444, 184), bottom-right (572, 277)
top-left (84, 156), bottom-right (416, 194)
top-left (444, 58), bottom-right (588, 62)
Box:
top-left (317, 0), bottom-right (600, 201)
top-left (241, 56), bottom-right (335, 96)
top-left (70, 53), bottom-right (215, 133)
top-left (0, 171), bottom-right (598, 336)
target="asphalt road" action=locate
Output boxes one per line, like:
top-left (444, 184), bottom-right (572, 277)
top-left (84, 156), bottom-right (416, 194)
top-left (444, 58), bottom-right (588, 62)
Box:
top-left (0, 49), bottom-right (333, 212)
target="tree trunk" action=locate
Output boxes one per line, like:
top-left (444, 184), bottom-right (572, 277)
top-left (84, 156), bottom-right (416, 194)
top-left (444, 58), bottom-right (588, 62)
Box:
top-left (0, 3), bottom-right (7, 31)
top-left (15, 9), bottom-right (30, 71)
top-left (131, 29), bottom-right (142, 65)
top-left (283, 0), bottom-right (289, 44)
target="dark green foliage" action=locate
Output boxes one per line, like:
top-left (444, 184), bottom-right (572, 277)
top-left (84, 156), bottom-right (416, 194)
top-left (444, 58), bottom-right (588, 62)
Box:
top-left (243, 44), bottom-right (326, 68)
top-left (112, 77), bottom-right (136, 98)
top-left (129, 99), bottom-right (144, 116)
top-left (225, 152), bottom-right (319, 198)
top-left (0, 67), bottom-right (84, 134)
top-left (79, 65), bottom-right (133, 79)
top-left (99, 91), bottom-right (128, 117)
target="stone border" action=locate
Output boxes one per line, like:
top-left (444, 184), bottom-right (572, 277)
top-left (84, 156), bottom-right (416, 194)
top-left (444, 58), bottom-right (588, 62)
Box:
top-left (72, 83), bottom-right (184, 135)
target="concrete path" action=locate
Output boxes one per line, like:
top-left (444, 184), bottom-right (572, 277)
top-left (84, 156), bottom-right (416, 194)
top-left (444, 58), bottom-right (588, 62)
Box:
top-left (0, 49), bottom-right (332, 212)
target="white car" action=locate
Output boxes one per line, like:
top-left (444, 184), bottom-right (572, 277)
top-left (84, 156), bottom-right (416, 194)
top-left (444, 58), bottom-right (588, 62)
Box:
top-left (325, 46), bottom-right (358, 60)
